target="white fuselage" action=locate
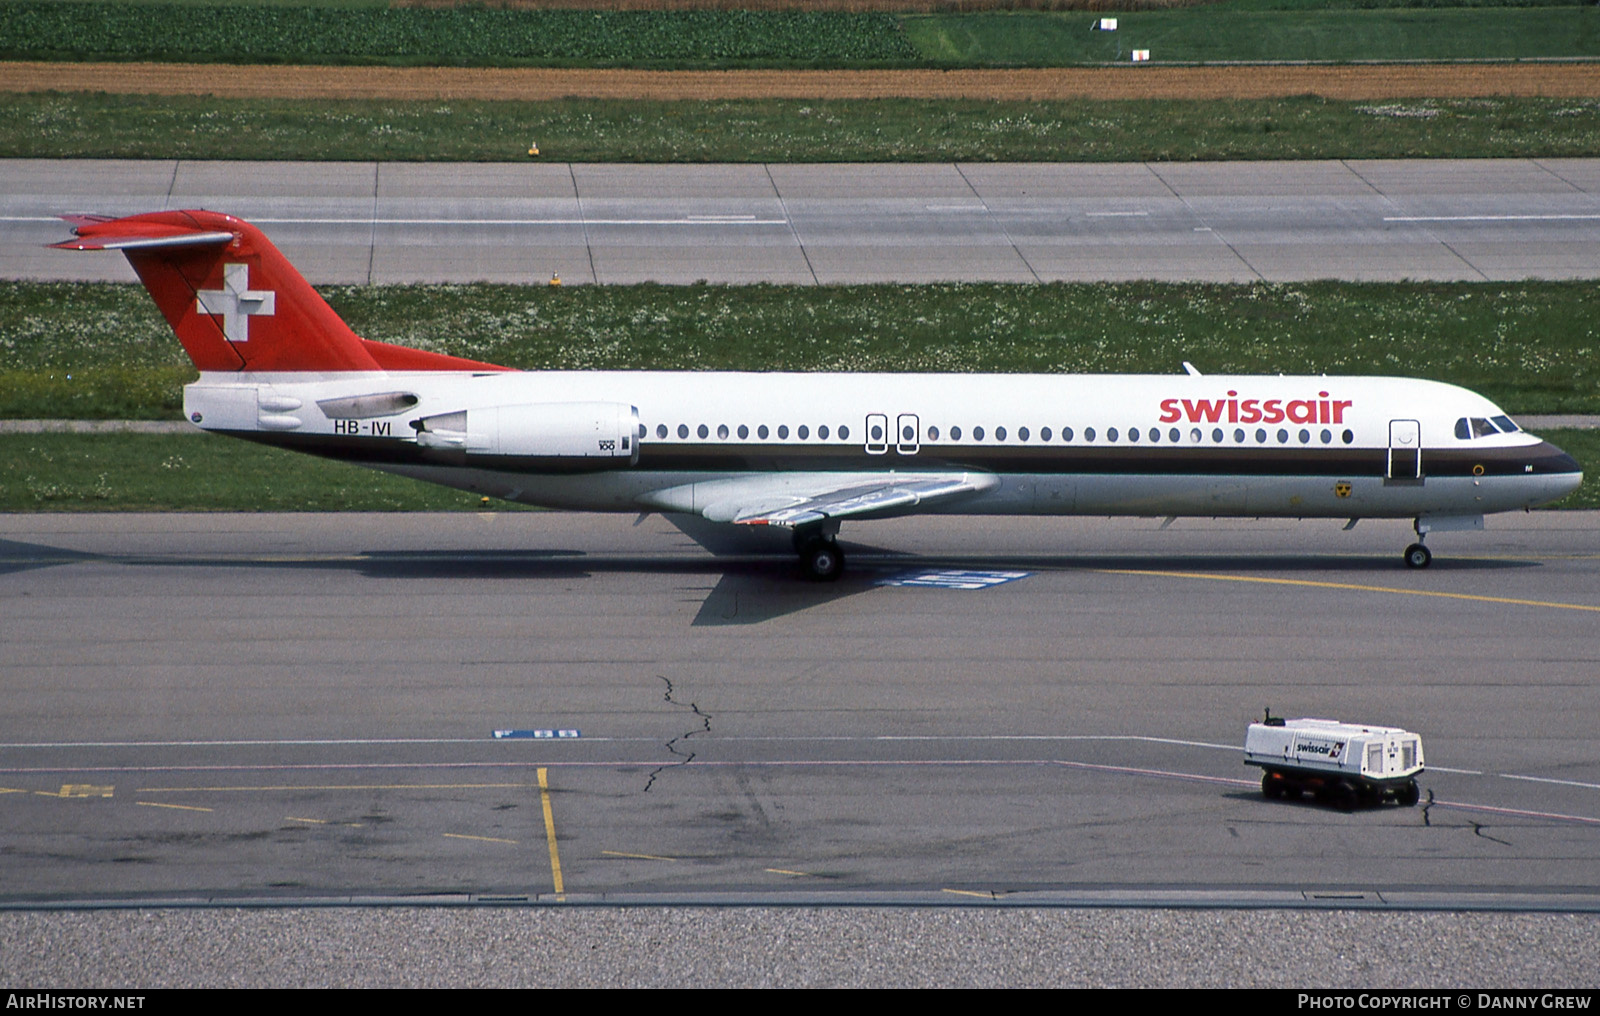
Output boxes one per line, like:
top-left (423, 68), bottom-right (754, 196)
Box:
top-left (183, 369), bottom-right (1582, 523)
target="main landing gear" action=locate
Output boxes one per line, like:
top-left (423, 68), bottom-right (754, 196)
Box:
top-left (794, 524), bottom-right (844, 582)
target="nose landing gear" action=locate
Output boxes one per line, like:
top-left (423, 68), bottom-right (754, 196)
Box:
top-left (1403, 541), bottom-right (1432, 569)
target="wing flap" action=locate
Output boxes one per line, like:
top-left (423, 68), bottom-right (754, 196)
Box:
top-left (660, 472), bottom-right (998, 529)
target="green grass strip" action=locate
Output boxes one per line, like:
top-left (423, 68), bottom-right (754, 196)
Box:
top-left (3, 2), bottom-right (1597, 67)
top-left (6, 280), bottom-right (1599, 419)
top-left (0, 4), bottom-right (919, 68)
top-left (0, 431), bottom-right (506, 511)
top-left (3, 429), bottom-right (1594, 511)
top-left (905, 7), bottom-right (1600, 65)
top-left (6, 94), bottom-right (1600, 163)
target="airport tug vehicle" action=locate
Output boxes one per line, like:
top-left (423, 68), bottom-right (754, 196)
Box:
top-left (1244, 713), bottom-right (1424, 810)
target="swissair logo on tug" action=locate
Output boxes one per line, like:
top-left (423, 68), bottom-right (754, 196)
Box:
top-left (197, 263), bottom-right (274, 343)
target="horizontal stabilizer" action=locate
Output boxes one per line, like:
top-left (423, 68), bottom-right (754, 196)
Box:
top-left (50, 215), bottom-right (234, 252)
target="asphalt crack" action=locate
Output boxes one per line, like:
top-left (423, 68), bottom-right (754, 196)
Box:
top-left (642, 674), bottom-right (711, 793)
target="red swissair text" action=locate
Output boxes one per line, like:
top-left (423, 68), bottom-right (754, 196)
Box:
top-left (1158, 391), bottom-right (1352, 426)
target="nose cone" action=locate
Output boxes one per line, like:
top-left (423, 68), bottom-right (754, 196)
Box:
top-left (1529, 439), bottom-right (1584, 505)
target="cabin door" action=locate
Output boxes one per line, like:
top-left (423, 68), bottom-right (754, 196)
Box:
top-left (864, 413), bottom-right (889, 454)
top-left (1387, 419), bottom-right (1422, 481)
top-left (896, 414), bottom-right (920, 455)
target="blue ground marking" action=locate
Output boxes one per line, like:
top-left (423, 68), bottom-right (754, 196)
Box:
top-left (873, 568), bottom-right (1032, 590)
top-left (493, 729), bottom-right (582, 739)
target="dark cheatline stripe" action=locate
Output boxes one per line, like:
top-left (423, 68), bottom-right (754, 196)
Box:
top-left (225, 431), bottom-right (1579, 481)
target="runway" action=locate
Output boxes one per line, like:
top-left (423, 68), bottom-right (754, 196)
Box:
top-left (6, 158), bottom-right (1600, 284)
top-left (3, 510), bottom-right (1598, 908)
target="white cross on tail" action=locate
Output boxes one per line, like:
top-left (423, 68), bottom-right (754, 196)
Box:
top-left (196, 263), bottom-right (275, 343)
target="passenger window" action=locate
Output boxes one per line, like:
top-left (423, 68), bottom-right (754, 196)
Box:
top-left (1127, 428), bottom-right (1138, 442)
top-left (1149, 428), bottom-right (1160, 442)
top-left (1041, 427), bottom-right (1052, 441)
top-left (1277, 428), bottom-right (1289, 443)
top-left (1233, 429), bottom-right (1245, 443)
top-left (1190, 428), bottom-right (1202, 444)
top-left (1341, 429), bottom-right (1353, 444)
top-left (839, 425), bottom-right (850, 440)
top-left (698, 424), bottom-right (709, 439)
top-left (777, 425), bottom-right (789, 439)
top-left (677, 424), bottom-right (689, 439)
top-left (1212, 428), bottom-right (1223, 443)
top-left (758, 424), bottom-right (769, 439)
top-left (1018, 427), bottom-right (1030, 442)
top-left (974, 426), bottom-right (986, 440)
top-left (819, 425), bottom-right (830, 440)
top-left (1061, 427), bottom-right (1073, 442)
top-left (798, 425), bottom-right (810, 440)
top-left (738, 424), bottom-right (749, 440)
top-left (951, 425), bottom-right (963, 440)
top-left (717, 424), bottom-right (729, 440)
top-left (1107, 427), bottom-right (1119, 441)
top-left (1256, 428), bottom-right (1267, 443)
top-left (1084, 427), bottom-right (1095, 442)
top-left (1320, 429), bottom-right (1331, 444)
top-left (995, 426), bottom-right (1007, 441)
top-left (657, 424), bottom-right (668, 439)
top-left (1171, 428), bottom-right (1181, 443)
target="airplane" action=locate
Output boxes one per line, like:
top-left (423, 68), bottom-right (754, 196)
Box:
top-left (53, 209), bottom-right (1582, 580)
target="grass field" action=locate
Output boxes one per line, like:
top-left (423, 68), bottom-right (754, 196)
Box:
top-left (6, 279), bottom-right (1599, 421)
top-left (0, 5), bottom-right (922, 67)
top-left (0, 431), bottom-right (507, 511)
top-left (3, 428), bottom-right (1594, 511)
top-left (905, 7), bottom-right (1600, 65)
top-left (2, 2), bottom-right (1596, 68)
top-left (6, 93), bottom-right (1600, 163)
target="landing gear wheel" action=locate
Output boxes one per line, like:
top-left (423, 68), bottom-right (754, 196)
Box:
top-left (1397, 780), bottom-right (1420, 807)
top-left (1262, 773), bottom-right (1282, 799)
top-left (799, 538), bottom-right (844, 582)
top-left (1403, 543), bottom-right (1432, 569)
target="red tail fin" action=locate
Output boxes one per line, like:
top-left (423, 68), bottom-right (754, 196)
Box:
top-left (53, 210), bottom-right (507, 374)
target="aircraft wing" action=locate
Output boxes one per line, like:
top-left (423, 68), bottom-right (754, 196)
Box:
top-left (642, 472), bottom-right (998, 529)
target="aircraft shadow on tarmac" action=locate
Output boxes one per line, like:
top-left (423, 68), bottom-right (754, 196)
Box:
top-left (0, 537), bottom-right (100, 577)
top-left (0, 535), bottom-right (1542, 627)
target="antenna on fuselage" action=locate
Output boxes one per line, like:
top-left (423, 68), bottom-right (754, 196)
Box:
top-left (1182, 361), bottom-right (1201, 376)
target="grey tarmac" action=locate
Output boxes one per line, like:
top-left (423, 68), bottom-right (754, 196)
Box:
top-left (7, 158), bottom-right (1600, 284)
top-left (3, 511), bottom-right (1599, 984)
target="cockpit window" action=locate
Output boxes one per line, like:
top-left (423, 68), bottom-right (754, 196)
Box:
top-left (1456, 417), bottom-right (1509, 440)
top-left (1491, 415), bottom-right (1520, 433)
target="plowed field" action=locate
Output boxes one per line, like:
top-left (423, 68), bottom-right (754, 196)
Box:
top-left (5, 61), bottom-right (1600, 101)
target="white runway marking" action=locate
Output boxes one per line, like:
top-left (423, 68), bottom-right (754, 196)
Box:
top-left (1383, 214), bottom-right (1600, 222)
